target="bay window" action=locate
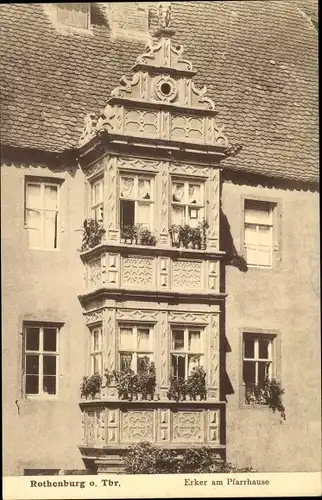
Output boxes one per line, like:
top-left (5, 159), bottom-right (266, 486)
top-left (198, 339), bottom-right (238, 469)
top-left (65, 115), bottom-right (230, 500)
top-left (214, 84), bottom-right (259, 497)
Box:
top-left (119, 174), bottom-right (153, 234)
top-left (118, 324), bottom-right (153, 372)
top-left (171, 179), bottom-right (204, 227)
top-left (171, 327), bottom-right (203, 379)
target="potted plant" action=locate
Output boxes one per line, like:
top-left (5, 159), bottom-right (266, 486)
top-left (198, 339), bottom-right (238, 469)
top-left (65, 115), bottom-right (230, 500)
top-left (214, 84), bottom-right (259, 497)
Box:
top-left (180, 224), bottom-right (193, 248)
top-left (167, 376), bottom-right (187, 402)
top-left (186, 366), bottom-right (207, 401)
top-left (139, 228), bottom-right (156, 246)
top-left (198, 219), bottom-right (209, 250)
top-left (192, 227), bottom-right (202, 249)
top-left (113, 368), bottom-right (137, 400)
top-left (80, 218), bottom-right (106, 252)
top-left (80, 373), bottom-right (102, 400)
top-left (121, 225), bottom-right (137, 245)
top-left (169, 224), bottom-right (181, 248)
top-left (147, 362), bottom-right (156, 398)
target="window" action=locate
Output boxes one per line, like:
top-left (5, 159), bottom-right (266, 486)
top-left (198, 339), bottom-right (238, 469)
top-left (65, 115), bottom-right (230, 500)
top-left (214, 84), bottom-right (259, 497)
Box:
top-left (243, 332), bottom-right (276, 403)
top-left (56, 3), bottom-right (90, 30)
top-left (118, 324), bottom-right (153, 372)
top-left (24, 324), bottom-right (60, 397)
top-left (25, 180), bottom-right (59, 250)
top-left (90, 177), bottom-right (104, 222)
top-left (171, 327), bottom-right (203, 379)
top-left (90, 325), bottom-right (103, 375)
top-left (244, 200), bottom-right (277, 268)
top-left (119, 174), bottom-right (153, 234)
top-left (171, 180), bottom-right (204, 227)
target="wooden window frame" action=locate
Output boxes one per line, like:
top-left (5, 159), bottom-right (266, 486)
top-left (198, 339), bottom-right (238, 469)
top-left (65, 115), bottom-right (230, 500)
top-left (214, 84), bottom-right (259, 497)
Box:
top-left (89, 324), bottom-right (103, 375)
top-left (239, 328), bottom-right (281, 409)
top-left (118, 323), bottom-right (154, 372)
top-left (171, 178), bottom-right (205, 227)
top-left (240, 195), bottom-right (282, 269)
top-left (119, 173), bottom-right (154, 231)
top-left (170, 326), bottom-right (204, 380)
top-left (23, 323), bottom-right (61, 399)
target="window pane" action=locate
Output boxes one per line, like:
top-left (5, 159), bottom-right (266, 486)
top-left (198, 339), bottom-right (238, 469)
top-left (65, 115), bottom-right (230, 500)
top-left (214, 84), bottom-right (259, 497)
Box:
top-left (120, 353), bottom-right (132, 371)
top-left (244, 224), bottom-right (257, 244)
top-left (43, 211), bottom-right (57, 249)
top-left (43, 328), bottom-right (57, 352)
top-left (244, 338), bottom-right (255, 358)
top-left (92, 180), bottom-right (103, 205)
top-left (172, 205), bottom-right (185, 225)
top-left (138, 179), bottom-right (151, 200)
top-left (93, 205), bottom-right (103, 222)
top-left (188, 330), bottom-right (201, 352)
top-left (43, 376), bottom-right (56, 395)
top-left (188, 184), bottom-right (201, 204)
top-left (43, 355), bottom-right (56, 375)
top-left (137, 355), bottom-right (151, 372)
top-left (245, 205), bottom-right (271, 224)
top-left (258, 247), bottom-right (271, 266)
top-left (172, 330), bottom-right (184, 351)
top-left (26, 375), bottom-right (39, 394)
top-left (120, 200), bottom-right (135, 230)
top-left (137, 203), bottom-right (150, 227)
top-left (258, 339), bottom-right (269, 359)
top-left (137, 328), bottom-right (150, 351)
top-left (258, 362), bottom-right (269, 387)
top-left (171, 354), bottom-right (185, 378)
top-left (92, 328), bottom-right (102, 352)
top-left (258, 226), bottom-right (272, 245)
top-left (243, 361), bottom-right (255, 385)
top-left (44, 185), bottom-right (58, 210)
top-left (188, 207), bottom-right (199, 227)
top-left (93, 354), bottom-right (102, 375)
top-left (245, 246), bottom-right (258, 265)
top-left (188, 354), bottom-right (201, 375)
top-left (120, 328), bottom-right (133, 350)
top-left (26, 184), bottom-right (41, 209)
top-left (26, 328), bottom-right (40, 351)
top-left (26, 355), bottom-right (39, 375)
top-left (120, 177), bottom-right (134, 198)
top-left (172, 182), bottom-right (185, 202)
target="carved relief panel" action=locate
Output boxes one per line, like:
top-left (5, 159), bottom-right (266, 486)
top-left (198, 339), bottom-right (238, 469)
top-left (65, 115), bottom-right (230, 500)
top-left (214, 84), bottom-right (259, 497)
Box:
top-left (122, 256), bottom-right (155, 288)
top-left (121, 410), bottom-right (154, 443)
top-left (172, 260), bottom-right (203, 290)
top-left (172, 411), bottom-right (204, 442)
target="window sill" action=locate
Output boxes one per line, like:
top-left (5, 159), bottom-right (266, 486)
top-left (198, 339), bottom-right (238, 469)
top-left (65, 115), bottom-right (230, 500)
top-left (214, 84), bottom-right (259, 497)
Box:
top-left (25, 395), bottom-right (58, 401)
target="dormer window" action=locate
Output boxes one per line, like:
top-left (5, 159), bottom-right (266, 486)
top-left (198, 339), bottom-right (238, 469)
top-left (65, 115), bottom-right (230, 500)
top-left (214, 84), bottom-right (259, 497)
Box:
top-left (56, 3), bottom-right (90, 30)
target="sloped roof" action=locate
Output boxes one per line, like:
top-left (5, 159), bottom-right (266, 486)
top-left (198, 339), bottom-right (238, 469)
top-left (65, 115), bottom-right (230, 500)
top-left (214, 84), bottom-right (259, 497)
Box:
top-left (0, 1), bottom-right (318, 184)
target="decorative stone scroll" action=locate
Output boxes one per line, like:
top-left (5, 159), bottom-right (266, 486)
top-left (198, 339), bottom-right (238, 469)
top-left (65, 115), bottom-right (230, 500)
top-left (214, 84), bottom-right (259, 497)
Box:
top-left (78, 23), bottom-right (232, 153)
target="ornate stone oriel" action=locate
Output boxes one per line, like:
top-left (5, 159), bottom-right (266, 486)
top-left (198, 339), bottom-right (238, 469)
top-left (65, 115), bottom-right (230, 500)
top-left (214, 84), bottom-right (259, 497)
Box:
top-left (77, 12), bottom-right (238, 473)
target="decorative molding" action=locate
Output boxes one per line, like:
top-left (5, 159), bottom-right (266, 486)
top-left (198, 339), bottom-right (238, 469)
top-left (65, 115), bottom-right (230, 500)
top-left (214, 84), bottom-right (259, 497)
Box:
top-left (169, 163), bottom-right (210, 178)
top-left (159, 311), bottom-right (168, 387)
top-left (116, 309), bottom-right (159, 323)
top-left (172, 411), bottom-right (203, 442)
top-left (117, 157), bottom-right (160, 173)
top-left (85, 309), bottom-right (104, 325)
top-left (105, 309), bottom-right (116, 372)
top-left (79, 113), bottom-right (97, 146)
top-left (122, 411), bottom-right (154, 442)
top-left (209, 313), bottom-right (220, 389)
top-left (85, 158), bottom-right (106, 179)
top-left (122, 257), bottom-right (154, 287)
top-left (88, 257), bottom-right (102, 288)
top-left (107, 158), bottom-right (117, 233)
top-left (172, 260), bottom-right (202, 289)
top-left (168, 311), bottom-right (210, 325)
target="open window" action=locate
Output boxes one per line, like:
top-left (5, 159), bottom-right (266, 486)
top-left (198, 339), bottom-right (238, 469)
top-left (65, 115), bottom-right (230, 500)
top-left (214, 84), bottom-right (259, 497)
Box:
top-left (119, 174), bottom-right (154, 236)
top-left (118, 324), bottom-right (153, 372)
top-left (171, 179), bottom-right (204, 228)
top-left (171, 327), bottom-right (204, 379)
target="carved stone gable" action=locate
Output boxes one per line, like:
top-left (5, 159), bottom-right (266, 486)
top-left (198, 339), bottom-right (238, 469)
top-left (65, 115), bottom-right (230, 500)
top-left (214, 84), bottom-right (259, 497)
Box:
top-left (79, 20), bottom-right (231, 154)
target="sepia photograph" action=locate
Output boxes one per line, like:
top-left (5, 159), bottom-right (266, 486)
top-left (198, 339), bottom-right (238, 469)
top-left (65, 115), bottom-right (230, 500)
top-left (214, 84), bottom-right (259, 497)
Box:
top-left (1, 1), bottom-right (320, 498)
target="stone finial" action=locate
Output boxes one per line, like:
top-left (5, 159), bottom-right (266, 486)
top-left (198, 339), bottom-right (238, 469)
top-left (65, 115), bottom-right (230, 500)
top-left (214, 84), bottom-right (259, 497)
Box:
top-left (157, 2), bottom-right (171, 29)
